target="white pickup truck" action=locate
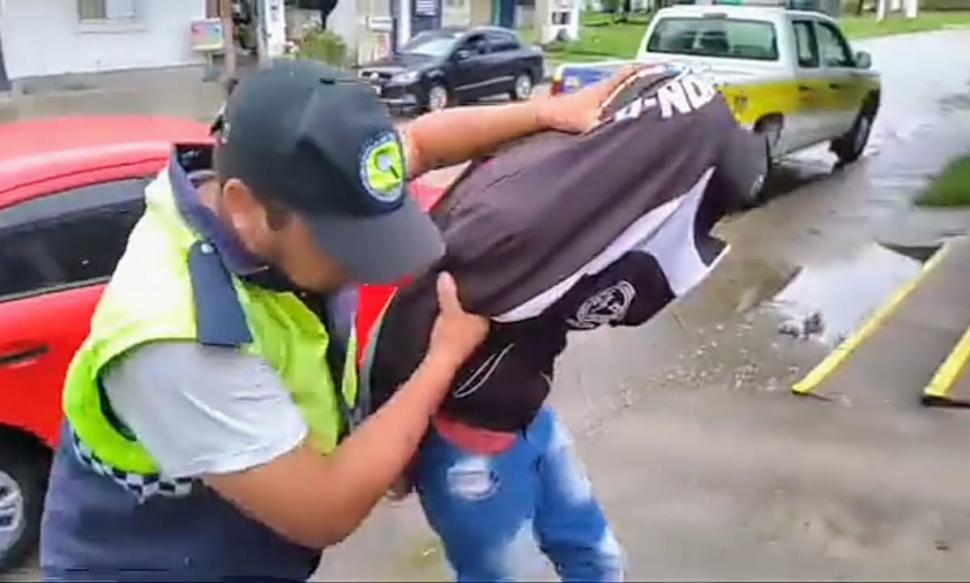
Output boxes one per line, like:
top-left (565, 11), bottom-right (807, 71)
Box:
top-left (552, 3), bottom-right (881, 165)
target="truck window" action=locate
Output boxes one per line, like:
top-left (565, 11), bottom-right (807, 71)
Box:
top-left (647, 18), bottom-right (779, 61)
top-left (792, 20), bottom-right (819, 68)
top-left (815, 21), bottom-right (854, 68)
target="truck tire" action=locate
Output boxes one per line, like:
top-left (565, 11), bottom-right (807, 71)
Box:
top-left (832, 108), bottom-right (874, 165)
top-left (0, 443), bottom-right (47, 570)
top-left (754, 115), bottom-right (782, 165)
top-left (749, 116), bottom-right (781, 205)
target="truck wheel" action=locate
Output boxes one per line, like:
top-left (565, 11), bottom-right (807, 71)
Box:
top-left (749, 117), bottom-right (782, 206)
top-left (754, 116), bottom-right (782, 165)
top-left (510, 72), bottom-right (533, 101)
top-left (832, 109), bottom-right (874, 165)
top-left (0, 443), bottom-right (47, 570)
top-left (426, 83), bottom-right (450, 112)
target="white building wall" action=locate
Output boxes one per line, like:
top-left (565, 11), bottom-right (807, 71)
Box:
top-left (258, 0), bottom-right (287, 58)
top-left (0, 0), bottom-right (206, 80)
top-left (443, 0), bottom-right (472, 27)
top-left (329, 0), bottom-right (359, 50)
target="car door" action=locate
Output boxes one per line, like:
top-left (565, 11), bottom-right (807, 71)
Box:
top-left (814, 19), bottom-right (861, 138)
top-left (484, 30), bottom-right (520, 95)
top-left (450, 32), bottom-right (492, 100)
top-left (788, 18), bottom-right (830, 150)
top-left (0, 179), bottom-right (147, 445)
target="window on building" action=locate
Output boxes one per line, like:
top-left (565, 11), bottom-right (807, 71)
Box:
top-left (78, 0), bottom-right (139, 22)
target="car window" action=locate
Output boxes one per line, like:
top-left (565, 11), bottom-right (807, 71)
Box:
top-left (401, 31), bottom-right (459, 57)
top-left (815, 21), bottom-right (853, 68)
top-left (486, 30), bottom-right (520, 52)
top-left (792, 20), bottom-right (819, 68)
top-left (0, 179), bottom-right (147, 302)
top-left (461, 33), bottom-right (488, 55)
top-left (647, 17), bottom-right (779, 61)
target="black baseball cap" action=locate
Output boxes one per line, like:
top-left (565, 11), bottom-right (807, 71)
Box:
top-left (212, 59), bottom-right (444, 284)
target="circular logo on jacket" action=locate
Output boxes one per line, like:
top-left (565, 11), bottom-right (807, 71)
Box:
top-left (360, 132), bottom-right (405, 204)
top-left (567, 280), bottom-right (637, 330)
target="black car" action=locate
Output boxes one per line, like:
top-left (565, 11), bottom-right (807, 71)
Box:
top-left (358, 27), bottom-right (544, 113)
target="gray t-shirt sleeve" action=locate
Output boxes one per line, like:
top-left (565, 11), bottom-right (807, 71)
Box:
top-left (102, 342), bottom-right (309, 478)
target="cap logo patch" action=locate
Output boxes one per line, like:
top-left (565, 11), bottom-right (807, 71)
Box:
top-left (360, 132), bottom-right (405, 203)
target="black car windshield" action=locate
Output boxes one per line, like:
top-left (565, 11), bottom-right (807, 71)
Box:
top-left (647, 17), bottom-right (779, 61)
top-left (402, 31), bottom-right (459, 57)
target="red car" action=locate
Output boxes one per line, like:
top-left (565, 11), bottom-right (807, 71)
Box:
top-left (0, 116), bottom-right (439, 569)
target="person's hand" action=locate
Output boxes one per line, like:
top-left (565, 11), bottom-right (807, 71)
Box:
top-left (427, 272), bottom-right (489, 371)
top-left (386, 474), bottom-right (413, 502)
top-left (536, 65), bottom-right (644, 133)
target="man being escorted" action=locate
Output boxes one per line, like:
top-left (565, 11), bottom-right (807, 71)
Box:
top-left (368, 66), bottom-right (768, 582)
top-left (39, 59), bottom-right (635, 581)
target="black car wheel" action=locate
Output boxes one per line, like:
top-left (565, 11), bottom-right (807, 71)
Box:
top-left (0, 443), bottom-right (47, 571)
top-left (511, 72), bottom-right (533, 101)
top-left (426, 83), bottom-right (450, 112)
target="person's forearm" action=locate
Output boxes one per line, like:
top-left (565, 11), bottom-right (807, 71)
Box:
top-left (402, 66), bottom-right (642, 178)
top-left (206, 274), bottom-right (485, 550)
top-left (206, 356), bottom-right (459, 550)
top-left (403, 101), bottom-right (545, 177)
top-left (316, 355), bottom-right (457, 539)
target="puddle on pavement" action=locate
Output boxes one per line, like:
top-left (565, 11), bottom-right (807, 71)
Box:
top-left (764, 243), bottom-right (922, 348)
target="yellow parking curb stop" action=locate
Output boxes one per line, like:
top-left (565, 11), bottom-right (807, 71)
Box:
top-left (923, 322), bottom-right (970, 406)
top-left (791, 246), bottom-right (951, 396)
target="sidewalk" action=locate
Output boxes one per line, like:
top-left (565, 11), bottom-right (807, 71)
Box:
top-left (0, 66), bottom-right (224, 125)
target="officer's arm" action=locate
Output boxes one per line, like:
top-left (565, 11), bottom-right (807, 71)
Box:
top-left (204, 274), bottom-right (487, 549)
top-left (401, 65), bottom-right (640, 178)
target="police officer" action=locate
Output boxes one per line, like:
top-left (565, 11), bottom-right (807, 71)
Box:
top-left (38, 59), bottom-right (636, 581)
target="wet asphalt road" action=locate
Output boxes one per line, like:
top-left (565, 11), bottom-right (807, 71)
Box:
top-left (4, 30), bottom-right (970, 581)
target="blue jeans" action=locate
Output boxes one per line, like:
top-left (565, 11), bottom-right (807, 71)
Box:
top-left (414, 407), bottom-right (625, 582)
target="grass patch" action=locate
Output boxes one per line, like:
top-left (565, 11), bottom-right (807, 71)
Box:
top-left (523, 10), bottom-right (970, 67)
top-left (917, 155), bottom-right (970, 207)
top-left (522, 12), bottom-right (651, 66)
top-left (839, 10), bottom-right (970, 38)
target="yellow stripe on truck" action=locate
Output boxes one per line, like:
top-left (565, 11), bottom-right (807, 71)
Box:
top-left (719, 81), bottom-right (802, 127)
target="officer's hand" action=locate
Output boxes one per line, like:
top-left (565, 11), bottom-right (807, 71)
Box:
top-left (537, 65), bottom-right (643, 133)
top-left (427, 272), bottom-right (488, 371)
top-left (386, 474), bottom-right (413, 502)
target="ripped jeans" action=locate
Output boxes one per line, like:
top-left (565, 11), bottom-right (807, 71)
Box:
top-left (414, 407), bottom-right (625, 583)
